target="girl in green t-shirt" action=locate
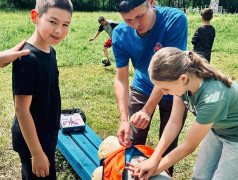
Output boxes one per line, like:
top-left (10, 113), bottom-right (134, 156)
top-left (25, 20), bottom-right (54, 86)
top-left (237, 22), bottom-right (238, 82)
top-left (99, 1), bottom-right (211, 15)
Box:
top-left (126, 47), bottom-right (238, 179)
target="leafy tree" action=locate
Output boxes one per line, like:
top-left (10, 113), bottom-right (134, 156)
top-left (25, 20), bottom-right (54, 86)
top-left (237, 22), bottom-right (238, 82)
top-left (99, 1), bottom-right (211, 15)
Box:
top-left (0, 0), bottom-right (237, 13)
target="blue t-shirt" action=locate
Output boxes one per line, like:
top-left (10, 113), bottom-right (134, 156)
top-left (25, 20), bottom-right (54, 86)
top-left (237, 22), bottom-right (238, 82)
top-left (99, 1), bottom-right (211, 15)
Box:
top-left (112, 6), bottom-right (188, 99)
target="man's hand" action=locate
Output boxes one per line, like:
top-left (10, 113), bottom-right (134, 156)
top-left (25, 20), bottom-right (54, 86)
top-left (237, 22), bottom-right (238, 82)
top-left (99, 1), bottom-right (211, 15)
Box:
top-left (32, 153), bottom-right (50, 177)
top-left (117, 121), bottom-right (132, 148)
top-left (130, 110), bottom-right (151, 129)
top-left (0, 40), bottom-right (30, 67)
top-left (88, 38), bottom-right (94, 42)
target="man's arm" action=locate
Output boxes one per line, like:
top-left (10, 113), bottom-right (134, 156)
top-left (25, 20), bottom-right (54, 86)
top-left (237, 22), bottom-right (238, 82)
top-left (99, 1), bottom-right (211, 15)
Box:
top-left (0, 40), bottom-right (30, 68)
top-left (15, 95), bottom-right (50, 177)
top-left (130, 86), bottom-right (163, 129)
top-left (142, 86), bottom-right (163, 115)
top-left (114, 65), bottom-right (132, 147)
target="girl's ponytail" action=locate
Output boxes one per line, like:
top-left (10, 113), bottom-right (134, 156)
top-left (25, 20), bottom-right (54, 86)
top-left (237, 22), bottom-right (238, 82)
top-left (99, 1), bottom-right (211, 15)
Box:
top-left (149, 47), bottom-right (232, 88)
top-left (188, 51), bottom-right (232, 87)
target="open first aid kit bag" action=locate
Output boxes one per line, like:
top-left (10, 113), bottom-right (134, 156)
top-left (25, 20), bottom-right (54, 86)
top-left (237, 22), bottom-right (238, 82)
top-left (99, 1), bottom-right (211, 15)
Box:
top-left (60, 108), bottom-right (86, 133)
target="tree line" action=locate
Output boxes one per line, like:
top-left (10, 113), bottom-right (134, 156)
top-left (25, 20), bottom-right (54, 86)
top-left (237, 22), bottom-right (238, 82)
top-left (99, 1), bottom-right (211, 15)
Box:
top-left (0, 0), bottom-right (237, 13)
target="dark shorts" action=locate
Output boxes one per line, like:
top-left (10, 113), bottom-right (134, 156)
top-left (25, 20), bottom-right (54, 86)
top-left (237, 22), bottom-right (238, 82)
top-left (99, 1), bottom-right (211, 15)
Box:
top-left (103, 38), bottom-right (112, 48)
top-left (11, 118), bottom-right (58, 180)
top-left (128, 86), bottom-right (187, 175)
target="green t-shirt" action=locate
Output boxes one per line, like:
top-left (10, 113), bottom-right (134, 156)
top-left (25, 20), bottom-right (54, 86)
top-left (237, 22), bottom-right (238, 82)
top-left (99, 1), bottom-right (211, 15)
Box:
top-left (181, 78), bottom-right (238, 142)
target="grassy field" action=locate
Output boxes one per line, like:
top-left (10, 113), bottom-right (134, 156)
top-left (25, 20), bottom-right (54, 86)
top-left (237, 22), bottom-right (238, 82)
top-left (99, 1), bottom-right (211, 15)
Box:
top-left (0, 10), bottom-right (238, 179)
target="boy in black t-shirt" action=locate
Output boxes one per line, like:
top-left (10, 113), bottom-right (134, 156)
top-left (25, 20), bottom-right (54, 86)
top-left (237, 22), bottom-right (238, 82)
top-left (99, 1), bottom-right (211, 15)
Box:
top-left (11, 0), bottom-right (73, 179)
top-left (89, 16), bottom-right (119, 66)
top-left (192, 8), bottom-right (215, 63)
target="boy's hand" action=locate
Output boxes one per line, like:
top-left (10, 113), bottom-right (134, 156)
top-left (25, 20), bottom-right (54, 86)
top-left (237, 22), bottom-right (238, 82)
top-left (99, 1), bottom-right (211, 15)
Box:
top-left (32, 153), bottom-right (50, 177)
top-left (88, 38), bottom-right (94, 42)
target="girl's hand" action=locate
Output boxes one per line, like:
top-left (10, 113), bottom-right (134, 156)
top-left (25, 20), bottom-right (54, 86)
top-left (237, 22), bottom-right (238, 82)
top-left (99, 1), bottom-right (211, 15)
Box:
top-left (125, 158), bottom-right (158, 180)
top-left (0, 40), bottom-right (30, 67)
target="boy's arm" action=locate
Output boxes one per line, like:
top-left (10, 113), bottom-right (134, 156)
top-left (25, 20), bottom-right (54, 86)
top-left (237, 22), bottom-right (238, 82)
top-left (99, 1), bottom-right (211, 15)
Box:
top-left (89, 31), bottom-right (100, 42)
top-left (15, 95), bottom-right (50, 177)
top-left (191, 29), bottom-right (199, 45)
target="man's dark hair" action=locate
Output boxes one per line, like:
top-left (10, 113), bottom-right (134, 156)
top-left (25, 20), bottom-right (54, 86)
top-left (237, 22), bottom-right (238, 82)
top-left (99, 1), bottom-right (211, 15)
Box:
top-left (115, 0), bottom-right (147, 13)
top-left (201, 8), bottom-right (213, 21)
top-left (35, 0), bottom-right (73, 17)
top-left (98, 16), bottom-right (105, 23)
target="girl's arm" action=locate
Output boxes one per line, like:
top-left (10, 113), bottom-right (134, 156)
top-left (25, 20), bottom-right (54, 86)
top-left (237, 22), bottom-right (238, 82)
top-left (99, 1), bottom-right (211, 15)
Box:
top-left (15, 95), bottom-right (50, 177)
top-left (129, 96), bottom-right (214, 180)
top-left (147, 96), bottom-right (186, 163)
top-left (127, 96), bottom-right (186, 178)
top-left (0, 40), bottom-right (30, 68)
top-left (154, 120), bottom-right (213, 175)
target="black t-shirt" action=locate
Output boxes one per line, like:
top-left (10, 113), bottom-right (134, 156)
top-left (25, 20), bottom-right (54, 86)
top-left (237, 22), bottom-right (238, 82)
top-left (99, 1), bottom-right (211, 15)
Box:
top-left (191, 25), bottom-right (216, 62)
top-left (98, 20), bottom-right (119, 32)
top-left (12, 43), bottom-right (61, 143)
top-left (98, 20), bottom-right (119, 39)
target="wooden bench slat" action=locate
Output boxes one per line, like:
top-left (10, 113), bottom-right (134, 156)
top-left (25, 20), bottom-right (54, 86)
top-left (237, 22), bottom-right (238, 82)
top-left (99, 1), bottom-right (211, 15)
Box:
top-left (57, 130), bottom-right (97, 180)
top-left (71, 132), bottom-right (100, 166)
top-left (82, 125), bottom-right (103, 148)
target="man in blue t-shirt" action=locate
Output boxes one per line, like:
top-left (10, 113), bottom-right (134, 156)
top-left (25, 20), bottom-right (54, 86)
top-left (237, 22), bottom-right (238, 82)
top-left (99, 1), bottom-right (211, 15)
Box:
top-left (113, 0), bottom-right (188, 175)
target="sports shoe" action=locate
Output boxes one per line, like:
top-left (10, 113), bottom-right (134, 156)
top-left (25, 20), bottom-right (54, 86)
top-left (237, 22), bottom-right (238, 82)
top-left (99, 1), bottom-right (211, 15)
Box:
top-left (103, 61), bottom-right (111, 67)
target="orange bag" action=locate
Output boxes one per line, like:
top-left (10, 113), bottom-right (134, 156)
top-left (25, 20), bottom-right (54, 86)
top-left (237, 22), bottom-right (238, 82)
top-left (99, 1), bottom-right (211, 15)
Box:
top-left (101, 145), bottom-right (171, 180)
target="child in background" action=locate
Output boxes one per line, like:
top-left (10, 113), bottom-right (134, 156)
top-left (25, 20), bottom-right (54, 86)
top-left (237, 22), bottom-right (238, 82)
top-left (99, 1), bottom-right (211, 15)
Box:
top-left (89, 16), bottom-right (119, 67)
top-left (11, 0), bottom-right (73, 179)
top-left (192, 8), bottom-right (215, 63)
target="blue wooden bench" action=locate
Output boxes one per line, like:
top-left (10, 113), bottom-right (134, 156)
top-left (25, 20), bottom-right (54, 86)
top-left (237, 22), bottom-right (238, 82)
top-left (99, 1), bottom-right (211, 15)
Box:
top-left (57, 125), bottom-right (103, 180)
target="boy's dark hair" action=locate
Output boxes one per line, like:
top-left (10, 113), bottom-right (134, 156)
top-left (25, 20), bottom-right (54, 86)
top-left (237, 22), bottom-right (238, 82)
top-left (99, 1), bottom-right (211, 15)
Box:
top-left (201, 8), bottom-right (213, 21)
top-left (115, 0), bottom-right (148, 13)
top-left (35, 0), bottom-right (73, 17)
top-left (98, 16), bottom-right (105, 23)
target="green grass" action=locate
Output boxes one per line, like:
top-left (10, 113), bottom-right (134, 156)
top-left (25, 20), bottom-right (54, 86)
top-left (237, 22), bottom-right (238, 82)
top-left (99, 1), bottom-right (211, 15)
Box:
top-left (0, 10), bottom-right (238, 179)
